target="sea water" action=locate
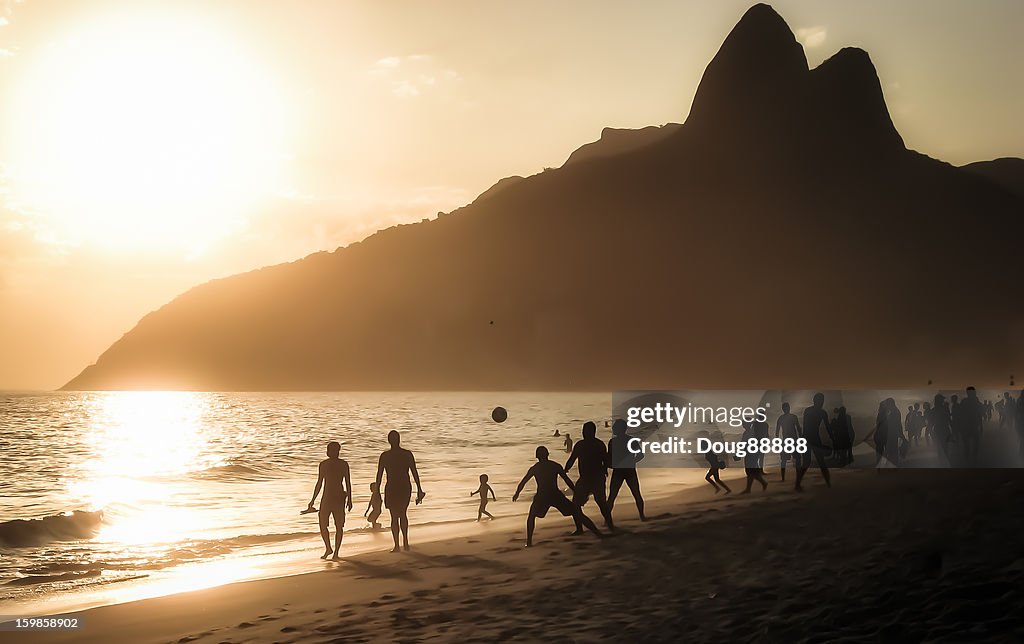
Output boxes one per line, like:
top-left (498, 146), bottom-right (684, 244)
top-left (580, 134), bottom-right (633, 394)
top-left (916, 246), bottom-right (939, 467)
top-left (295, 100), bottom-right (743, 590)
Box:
top-left (0, 391), bottom-right (681, 616)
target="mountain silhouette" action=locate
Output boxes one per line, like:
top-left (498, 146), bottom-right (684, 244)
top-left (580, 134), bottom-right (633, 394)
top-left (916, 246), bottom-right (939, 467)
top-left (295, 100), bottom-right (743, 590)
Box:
top-left (64, 3), bottom-right (1023, 392)
top-left (961, 158), bottom-right (1024, 201)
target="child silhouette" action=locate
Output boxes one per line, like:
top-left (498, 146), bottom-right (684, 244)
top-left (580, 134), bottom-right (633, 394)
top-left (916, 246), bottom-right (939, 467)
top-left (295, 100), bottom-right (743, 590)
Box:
top-left (471, 474), bottom-right (497, 521)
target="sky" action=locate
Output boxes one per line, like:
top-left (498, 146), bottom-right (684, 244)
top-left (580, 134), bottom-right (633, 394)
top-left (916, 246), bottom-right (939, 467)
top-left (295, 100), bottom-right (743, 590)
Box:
top-left (0, 0), bottom-right (1022, 390)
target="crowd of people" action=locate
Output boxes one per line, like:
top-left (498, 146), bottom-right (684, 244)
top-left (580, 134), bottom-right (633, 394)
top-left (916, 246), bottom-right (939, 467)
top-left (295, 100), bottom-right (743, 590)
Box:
top-left (303, 388), bottom-right (1024, 555)
top-left (704, 387), bottom-right (1024, 497)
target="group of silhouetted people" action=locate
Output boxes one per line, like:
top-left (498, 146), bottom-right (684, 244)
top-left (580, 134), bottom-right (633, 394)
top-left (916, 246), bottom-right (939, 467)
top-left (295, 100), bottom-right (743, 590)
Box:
top-left (307, 388), bottom-right (1024, 556)
top-left (885, 387), bottom-right (1024, 466)
top-left (306, 430), bottom-right (425, 559)
top-left (513, 420), bottom-right (646, 547)
top-left (700, 387), bottom-right (1023, 497)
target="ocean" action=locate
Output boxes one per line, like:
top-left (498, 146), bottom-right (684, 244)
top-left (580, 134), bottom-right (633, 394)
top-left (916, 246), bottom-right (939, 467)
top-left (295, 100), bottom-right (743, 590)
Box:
top-left (0, 391), bottom-right (678, 616)
top-left (4, 388), bottom-right (1016, 618)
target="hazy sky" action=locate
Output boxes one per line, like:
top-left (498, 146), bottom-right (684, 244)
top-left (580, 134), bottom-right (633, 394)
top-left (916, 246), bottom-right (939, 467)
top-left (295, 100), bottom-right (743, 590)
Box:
top-left (1, 0), bottom-right (1022, 389)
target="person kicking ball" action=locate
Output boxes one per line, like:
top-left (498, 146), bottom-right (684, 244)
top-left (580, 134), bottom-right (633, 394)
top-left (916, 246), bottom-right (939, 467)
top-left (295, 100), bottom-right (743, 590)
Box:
top-left (512, 446), bottom-right (602, 547)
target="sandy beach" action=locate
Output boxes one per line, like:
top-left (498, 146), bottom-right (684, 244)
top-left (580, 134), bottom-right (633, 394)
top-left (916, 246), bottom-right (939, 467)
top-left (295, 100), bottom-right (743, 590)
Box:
top-left (15, 467), bottom-right (1023, 643)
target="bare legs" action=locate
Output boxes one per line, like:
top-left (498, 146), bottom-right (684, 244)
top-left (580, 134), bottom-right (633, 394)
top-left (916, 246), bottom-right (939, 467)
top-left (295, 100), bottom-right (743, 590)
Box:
top-left (705, 468), bottom-right (732, 494)
top-left (795, 447), bottom-right (831, 491)
top-left (741, 468), bottom-right (768, 494)
top-left (319, 513), bottom-right (333, 559)
top-left (388, 508), bottom-right (411, 553)
top-left (608, 471), bottom-right (646, 520)
top-left (319, 508), bottom-right (342, 560)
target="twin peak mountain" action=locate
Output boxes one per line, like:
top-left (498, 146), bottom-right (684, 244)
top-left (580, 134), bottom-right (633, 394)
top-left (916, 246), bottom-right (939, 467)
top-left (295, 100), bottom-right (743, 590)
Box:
top-left (64, 4), bottom-right (1024, 391)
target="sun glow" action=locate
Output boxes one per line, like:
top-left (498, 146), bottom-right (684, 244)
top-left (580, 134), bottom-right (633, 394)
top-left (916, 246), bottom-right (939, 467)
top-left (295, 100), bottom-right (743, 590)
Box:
top-left (2, 10), bottom-right (293, 254)
top-left (73, 391), bottom-right (218, 544)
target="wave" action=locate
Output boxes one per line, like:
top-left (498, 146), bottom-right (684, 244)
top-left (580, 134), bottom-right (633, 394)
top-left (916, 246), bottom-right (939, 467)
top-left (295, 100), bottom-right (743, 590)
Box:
top-left (0, 511), bottom-right (104, 548)
top-left (189, 463), bottom-right (282, 482)
top-left (6, 569), bottom-right (101, 587)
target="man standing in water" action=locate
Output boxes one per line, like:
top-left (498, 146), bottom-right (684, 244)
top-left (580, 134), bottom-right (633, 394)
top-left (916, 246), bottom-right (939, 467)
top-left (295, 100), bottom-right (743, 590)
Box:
top-left (564, 421), bottom-right (614, 532)
top-left (375, 430), bottom-right (426, 553)
top-left (307, 441), bottom-right (353, 560)
top-left (512, 446), bottom-right (602, 547)
top-left (795, 393), bottom-right (832, 492)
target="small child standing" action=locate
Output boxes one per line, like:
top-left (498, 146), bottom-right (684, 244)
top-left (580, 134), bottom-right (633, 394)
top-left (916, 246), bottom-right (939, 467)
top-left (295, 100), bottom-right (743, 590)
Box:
top-left (471, 474), bottom-right (497, 521)
top-left (364, 482), bottom-right (383, 529)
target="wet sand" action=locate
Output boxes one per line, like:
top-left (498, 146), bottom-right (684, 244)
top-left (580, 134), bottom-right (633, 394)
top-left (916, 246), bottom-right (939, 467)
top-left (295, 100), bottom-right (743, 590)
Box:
top-left (22, 468), bottom-right (1024, 643)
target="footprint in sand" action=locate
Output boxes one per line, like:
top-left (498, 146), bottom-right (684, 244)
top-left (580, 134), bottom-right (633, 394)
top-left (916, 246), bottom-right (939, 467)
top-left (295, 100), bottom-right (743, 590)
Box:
top-left (237, 621), bottom-right (256, 628)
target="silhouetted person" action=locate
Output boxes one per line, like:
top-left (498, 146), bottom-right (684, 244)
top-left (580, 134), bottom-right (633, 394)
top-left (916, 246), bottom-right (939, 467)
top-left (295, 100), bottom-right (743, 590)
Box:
top-left (958, 387), bottom-right (985, 463)
top-left (564, 421), bottom-right (614, 531)
top-left (375, 430), bottom-right (426, 553)
top-left (1002, 392), bottom-right (1015, 432)
top-left (996, 394), bottom-right (1008, 429)
top-left (512, 446), bottom-right (602, 547)
top-left (1016, 390), bottom-right (1024, 457)
top-left (872, 401), bottom-right (888, 466)
top-left (833, 406), bottom-right (854, 465)
top-left (364, 482), bottom-right (382, 529)
top-left (607, 419), bottom-right (647, 520)
top-left (307, 441), bottom-right (352, 560)
top-left (873, 398), bottom-right (906, 467)
top-left (928, 393), bottom-right (952, 466)
top-left (922, 401), bottom-right (933, 447)
top-left (704, 448), bottom-right (731, 494)
top-left (741, 419), bottom-right (768, 494)
top-left (553, 430), bottom-right (560, 437)
top-left (907, 403), bottom-right (925, 446)
top-left (471, 474), bottom-right (496, 521)
top-left (563, 433), bottom-right (573, 453)
top-left (904, 405), bottom-right (915, 445)
top-left (795, 393), bottom-right (832, 491)
top-left (950, 394), bottom-right (962, 445)
top-left (775, 402), bottom-right (801, 481)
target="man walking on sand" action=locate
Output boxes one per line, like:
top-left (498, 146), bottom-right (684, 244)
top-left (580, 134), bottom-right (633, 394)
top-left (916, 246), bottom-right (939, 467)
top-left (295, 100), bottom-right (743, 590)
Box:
top-left (375, 430), bottom-right (426, 553)
top-left (795, 393), bottom-right (832, 491)
top-left (306, 441), bottom-right (353, 560)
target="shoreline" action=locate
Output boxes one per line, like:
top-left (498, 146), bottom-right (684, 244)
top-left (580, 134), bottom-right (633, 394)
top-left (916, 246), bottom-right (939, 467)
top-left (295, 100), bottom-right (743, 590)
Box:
top-left (1, 468), bottom-right (692, 620)
top-left (20, 467), bottom-right (1024, 643)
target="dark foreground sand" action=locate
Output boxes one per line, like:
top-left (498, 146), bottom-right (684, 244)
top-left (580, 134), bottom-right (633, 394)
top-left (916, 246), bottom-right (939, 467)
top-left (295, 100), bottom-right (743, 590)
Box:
top-left (19, 468), bottom-right (1024, 643)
